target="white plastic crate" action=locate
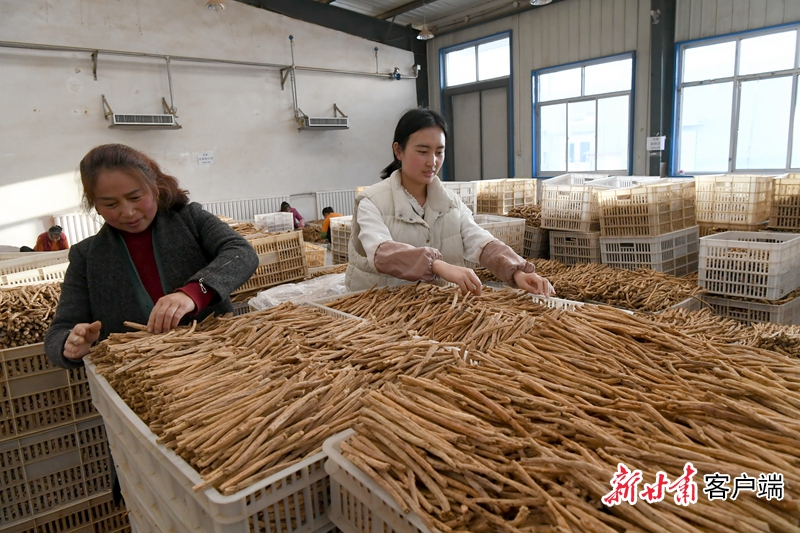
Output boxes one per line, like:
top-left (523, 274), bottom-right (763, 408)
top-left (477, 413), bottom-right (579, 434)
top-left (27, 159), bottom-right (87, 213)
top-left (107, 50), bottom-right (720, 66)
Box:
top-left (325, 430), bottom-right (431, 533)
top-left (330, 216), bottom-right (353, 266)
top-left (234, 232), bottom-right (308, 295)
top-left (699, 221), bottom-right (769, 237)
top-left (254, 212), bottom-right (294, 233)
top-left (442, 181), bottom-right (476, 212)
top-left (598, 178), bottom-right (696, 237)
top-left (769, 174), bottom-right (800, 231)
top-left (549, 231), bottom-right (601, 265)
top-left (600, 226), bottom-right (699, 277)
top-left (4, 491), bottom-right (130, 533)
top-left (539, 174), bottom-right (611, 232)
top-left (473, 215), bottom-right (525, 254)
top-left (0, 250), bottom-right (70, 276)
top-left (84, 359), bottom-right (335, 533)
top-left (695, 174), bottom-right (777, 226)
top-left (698, 231), bottom-right (800, 300)
top-left (475, 179), bottom-right (537, 215)
top-left (0, 262), bottom-right (69, 287)
top-left (523, 226), bottom-right (548, 259)
top-left (304, 242), bottom-right (327, 268)
top-left (697, 292), bottom-right (800, 325)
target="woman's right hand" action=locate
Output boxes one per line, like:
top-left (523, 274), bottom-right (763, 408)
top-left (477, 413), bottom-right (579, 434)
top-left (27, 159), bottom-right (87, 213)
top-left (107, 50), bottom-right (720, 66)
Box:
top-left (63, 321), bottom-right (102, 361)
top-left (432, 260), bottom-right (482, 296)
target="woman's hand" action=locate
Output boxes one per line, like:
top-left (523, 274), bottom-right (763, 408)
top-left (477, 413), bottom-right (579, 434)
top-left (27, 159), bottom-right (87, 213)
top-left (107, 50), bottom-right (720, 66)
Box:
top-left (432, 260), bottom-right (482, 296)
top-left (148, 292), bottom-right (196, 334)
top-left (64, 321), bottom-right (102, 361)
top-left (513, 270), bottom-right (556, 297)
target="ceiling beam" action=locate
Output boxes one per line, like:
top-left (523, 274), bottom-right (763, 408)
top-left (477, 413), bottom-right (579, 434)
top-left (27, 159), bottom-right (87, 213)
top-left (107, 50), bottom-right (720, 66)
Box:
top-left (377, 0), bottom-right (443, 21)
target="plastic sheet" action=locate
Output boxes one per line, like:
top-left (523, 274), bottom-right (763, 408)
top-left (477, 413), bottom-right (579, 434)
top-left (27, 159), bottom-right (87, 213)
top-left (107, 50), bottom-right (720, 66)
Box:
top-left (249, 273), bottom-right (347, 310)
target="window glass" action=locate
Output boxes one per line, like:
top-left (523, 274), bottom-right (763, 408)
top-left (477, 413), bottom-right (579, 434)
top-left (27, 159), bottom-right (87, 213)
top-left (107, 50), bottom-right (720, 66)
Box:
top-left (739, 31), bottom-right (797, 76)
top-left (678, 82), bottom-right (734, 173)
top-left (478, 38), bottom-right (510, 81)
top-left (596, 96), bottom-right (629, 171)
top-left (585, 58), bottom-right (633, 95)
top-left (540, 104), bottom-right (567, 171)
top-left (446, 47), bottom-right (476, 87)
top-left (735, 77), bottom-right (793, 169)
top-left (793, 78), bottom-right (800, 168)
top-left (683, 42), bottom-right (736, 82)
top-left (567, 101), bottom-right (596, 171)
top-left (539, 68), bottom-right (581, 102)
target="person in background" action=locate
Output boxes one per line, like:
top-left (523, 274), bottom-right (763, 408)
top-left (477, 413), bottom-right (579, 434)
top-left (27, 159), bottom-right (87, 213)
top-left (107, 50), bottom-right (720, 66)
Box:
top-left (281, 201), bottom-right (305, 229)
top-left (34, 225), bottom-right (69, 251)
top-left (45, 143), bottom-right (259, 369)
top-left (319, 206), bottom-right (343, 241)
top-left (346, 108), bottom-right (555, 297)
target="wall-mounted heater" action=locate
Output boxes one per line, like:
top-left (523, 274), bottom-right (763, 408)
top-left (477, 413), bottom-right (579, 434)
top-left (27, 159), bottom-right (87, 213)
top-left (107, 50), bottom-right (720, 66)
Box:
top-left (283, 36), bottom-right (349, 131)
top-left (101, 57), bottom-right (181, 129)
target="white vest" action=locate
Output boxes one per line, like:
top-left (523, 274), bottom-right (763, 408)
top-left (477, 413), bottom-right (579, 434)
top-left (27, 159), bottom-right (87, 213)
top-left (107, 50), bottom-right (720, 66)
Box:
top-left (345, 170), bottom-right (466, 291)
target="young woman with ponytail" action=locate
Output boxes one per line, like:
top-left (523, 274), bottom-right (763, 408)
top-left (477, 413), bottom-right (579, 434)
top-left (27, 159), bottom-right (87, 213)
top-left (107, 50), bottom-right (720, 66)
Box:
top-left (346, 108), bottom-right (555, 297)
top-left (45, 144), bottom-right (259, 369)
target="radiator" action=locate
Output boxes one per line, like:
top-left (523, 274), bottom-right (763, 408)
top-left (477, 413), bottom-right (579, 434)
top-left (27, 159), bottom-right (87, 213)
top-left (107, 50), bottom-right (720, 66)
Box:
top-left (201, 196), bottom-right (289, 222)
top-left (315, 189), bottom-right (356, 219)
top-left (52, 212), bottom-right (104, 245)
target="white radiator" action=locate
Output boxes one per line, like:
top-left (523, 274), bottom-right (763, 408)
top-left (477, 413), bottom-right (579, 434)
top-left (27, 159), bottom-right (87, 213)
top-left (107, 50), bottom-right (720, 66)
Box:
top-left (315, 189), bottom-right (356, 219)
top-left (52, 212), bottom-right (104, 245)
top-left (201, 196), bottom-right (289, 222)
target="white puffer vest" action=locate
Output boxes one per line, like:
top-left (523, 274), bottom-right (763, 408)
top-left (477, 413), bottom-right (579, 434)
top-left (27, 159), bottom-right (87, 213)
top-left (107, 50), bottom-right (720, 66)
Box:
top-left (345, 170), bottom-right (466, 291)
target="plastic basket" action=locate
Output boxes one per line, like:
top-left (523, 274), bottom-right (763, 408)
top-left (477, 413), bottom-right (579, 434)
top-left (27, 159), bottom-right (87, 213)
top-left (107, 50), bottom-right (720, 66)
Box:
top-left (523, 226), bottom-right (548, 259)
top-left (475, 179), bottom-right (537, 215)
top-left (769, 174), bottom-right (800, 231)
top-left (598, 178), bottom-right (696, 237)
top-left (600, 226), bottom-right (699, 276)
top-left (1, 415), bottom-right (112, 525)
top-left (442, 181), bottom-right (476, 212)
top-left (698, 231), bottom-right (800, 300)
top-left (549, 231), bottom-right (601, 265)
top-left (2, 344), bottom-right (96, 442)
top-left (84, 359), bottom-right (334, 533)
top-left (695, 174), bottom-right (777, 226)
top-left (3, 491), bottom-right (130, 533)
top-left (473, 215), bottom-right (525, 254)
top-left (325, 429), bottom-right (431, 533)
top-left (0, 262), bottom-right (69, 287)
top-left (254, 212), bottom-right (295, 233)
top-left (233, 231), bottom-right (308, 295)
top-left (539, 174), bottom-right (610, 232)
top-left (699, 221), bottom-right (769, 237)
top-left (0, 251), bottom-right (70, 276)
top-left (697, 292), bottom-right (800, 325)
top-left (330, 217), bottom-right (352, 266)
top-left (304, 242), bottom-right (327, 269)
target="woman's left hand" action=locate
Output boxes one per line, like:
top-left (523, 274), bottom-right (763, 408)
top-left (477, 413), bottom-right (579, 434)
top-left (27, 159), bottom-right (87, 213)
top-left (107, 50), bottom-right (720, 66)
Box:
top-left (148, 292), bottom-right (196, 333)
top-left (513, 270), bottom-right (556, 297)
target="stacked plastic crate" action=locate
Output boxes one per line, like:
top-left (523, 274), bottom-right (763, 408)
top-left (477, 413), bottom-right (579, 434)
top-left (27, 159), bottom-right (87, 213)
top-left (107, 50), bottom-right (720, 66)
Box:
top-left (540, 174), bottom-right (611, 265)
top-left (597, 177), bottom-right (699, 276)
top-left (234, 232), bottom-right (309, 295)
top-left (330, 216), bottom-right (353, 265)
top-left (442, 181), bottom-right (477, 212)
top-left (697, 231), bottom-right (800, 324)
top-left (1, 343), bottom-right (130, 533)
top-left (474, 178), bottom-right (537, 215)
top-left (463, 215), bottom-right (525, 268)
top-left (254, 212), bottom-right (295, 233)
top-left (694, 174), bottom-right (776, 236)
top-left (768, 174), bottom-right (800, 232)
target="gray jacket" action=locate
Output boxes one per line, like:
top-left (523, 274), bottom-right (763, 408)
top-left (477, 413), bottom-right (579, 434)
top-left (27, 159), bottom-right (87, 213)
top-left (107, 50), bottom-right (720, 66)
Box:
top-left (45, 202), bottom-right (259, 369)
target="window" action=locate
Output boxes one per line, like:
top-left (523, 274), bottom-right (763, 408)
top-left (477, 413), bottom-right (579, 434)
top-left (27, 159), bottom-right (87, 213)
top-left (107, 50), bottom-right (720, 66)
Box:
top-left (675, 26), bottom-right (800, 174)
top-left (533, 55), bottom-right (633, 175)
top-left (444, 36), bottom-right (510, 88)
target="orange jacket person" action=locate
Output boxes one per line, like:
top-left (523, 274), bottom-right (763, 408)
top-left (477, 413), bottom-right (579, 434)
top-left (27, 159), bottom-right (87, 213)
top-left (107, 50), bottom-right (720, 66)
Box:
top-left (319, 207), bottom-right (342, 240)
top-left (34, 226), bottom-right (69, 251)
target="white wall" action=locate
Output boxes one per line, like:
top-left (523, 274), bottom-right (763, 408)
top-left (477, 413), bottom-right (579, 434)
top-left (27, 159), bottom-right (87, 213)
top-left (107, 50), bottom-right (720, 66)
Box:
top-left (676, 0), bottom-right (800, 41)
top-left (427, 0), bottom-right (651, 178)
top-left (0, 0), bottom-right (416, 247)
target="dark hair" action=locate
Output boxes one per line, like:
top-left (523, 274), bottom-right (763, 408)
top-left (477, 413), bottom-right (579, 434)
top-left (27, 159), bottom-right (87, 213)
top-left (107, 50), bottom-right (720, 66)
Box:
top-left (281, 201), bottom-right (291, 211)
top-left (48, 225), bottom-right (62, 234)
top-left (322, 207), bottom-right (334, 216)
top-left (79, 144), bottom-right (189, 211)
top-left (380, 108), bottom-right (449, 179)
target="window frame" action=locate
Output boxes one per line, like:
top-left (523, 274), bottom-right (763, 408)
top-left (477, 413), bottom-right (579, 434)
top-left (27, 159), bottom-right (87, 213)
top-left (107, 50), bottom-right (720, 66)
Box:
top-left (442, 34), bottom-right (511, 88)
top-left (672, 23), bottom-right (800, 175)
top-left (531, 53), bottom-right (635, 177)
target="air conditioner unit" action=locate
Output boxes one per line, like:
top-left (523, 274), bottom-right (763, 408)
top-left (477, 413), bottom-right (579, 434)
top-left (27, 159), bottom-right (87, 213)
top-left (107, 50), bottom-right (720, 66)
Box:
top-left (109, 113), bottom-right (181, 129)
top-left (299, 116), bottom-right (349, 129)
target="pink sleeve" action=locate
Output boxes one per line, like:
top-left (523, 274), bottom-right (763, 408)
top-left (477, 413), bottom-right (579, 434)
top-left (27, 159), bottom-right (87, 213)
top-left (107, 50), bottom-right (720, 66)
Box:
top-left (479, 240), bottom-right (535, 287)
top-left (373, 241), bottom-right (443, 282)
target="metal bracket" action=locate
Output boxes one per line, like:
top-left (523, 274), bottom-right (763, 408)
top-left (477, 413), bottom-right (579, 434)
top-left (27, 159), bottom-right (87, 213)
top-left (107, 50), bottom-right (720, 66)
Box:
top-left (333, 104), bottom-right (347, 118)
top-left (280, 67), bottom-right (291, 90)
top-left (92, 51), bottom-right (98, 81)
top-left (162, 98), bottom-right (176, 116)
top-left (102, 94), bottom-right (114, 120)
